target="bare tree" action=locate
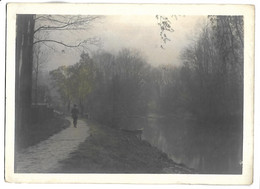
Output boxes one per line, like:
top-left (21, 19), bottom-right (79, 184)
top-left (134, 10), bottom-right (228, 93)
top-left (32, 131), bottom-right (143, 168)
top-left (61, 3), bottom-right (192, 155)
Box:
top-left (33, 15), bottom-right (101, 50)
top-left (15, 14), bottom-right (102, 151)
top-left (15, 14), bottom-right (35, 151)
top-left (32, 42), bottom-right (50, 104)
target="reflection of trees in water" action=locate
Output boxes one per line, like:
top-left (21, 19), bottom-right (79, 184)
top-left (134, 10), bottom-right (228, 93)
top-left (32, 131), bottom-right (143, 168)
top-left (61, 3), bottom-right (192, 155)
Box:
top-left (143, 116), bottom-right (242, 174)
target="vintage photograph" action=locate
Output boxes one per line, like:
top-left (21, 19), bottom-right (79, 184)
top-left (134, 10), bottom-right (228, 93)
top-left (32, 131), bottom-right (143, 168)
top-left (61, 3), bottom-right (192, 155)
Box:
top-left (5, 3), bottom-right (254, 184)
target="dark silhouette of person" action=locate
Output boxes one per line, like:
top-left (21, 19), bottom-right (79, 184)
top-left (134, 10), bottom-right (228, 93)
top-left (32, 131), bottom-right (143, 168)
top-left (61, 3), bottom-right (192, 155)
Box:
top-left (71, 104), bottom-right (79, 128)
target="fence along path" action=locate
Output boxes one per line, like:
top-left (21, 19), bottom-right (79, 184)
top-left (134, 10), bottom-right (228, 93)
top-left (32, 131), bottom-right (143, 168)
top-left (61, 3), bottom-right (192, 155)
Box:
top-left (15, 118), bottom-right (89, 173)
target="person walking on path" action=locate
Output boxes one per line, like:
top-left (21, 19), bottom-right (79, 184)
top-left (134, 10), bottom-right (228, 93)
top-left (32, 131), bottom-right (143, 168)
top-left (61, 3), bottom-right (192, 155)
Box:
top-left (71, 104), bottom-right (79, 128)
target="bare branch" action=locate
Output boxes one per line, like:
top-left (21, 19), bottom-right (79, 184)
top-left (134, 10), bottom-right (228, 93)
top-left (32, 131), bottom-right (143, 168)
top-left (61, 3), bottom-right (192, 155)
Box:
top-left (34, 15), bottom-right (100, 34)
top-left (34, 15), bottom-right (45, 21)
top-left (33, 37), bottom-right (101, 49)
top-left (34, 23), bottom-right (75, 34)
top-left (33, 39), bottom-right (83, 48)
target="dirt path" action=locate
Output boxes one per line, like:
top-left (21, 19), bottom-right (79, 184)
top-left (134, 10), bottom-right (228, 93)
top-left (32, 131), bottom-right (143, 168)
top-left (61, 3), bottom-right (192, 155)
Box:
top-left (15, 118), bottom-right (89, 173)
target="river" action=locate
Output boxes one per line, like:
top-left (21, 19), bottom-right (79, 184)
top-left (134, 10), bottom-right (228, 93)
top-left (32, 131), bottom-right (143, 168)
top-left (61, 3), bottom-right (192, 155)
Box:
top-left (132, 113), bottom-right (243, 174)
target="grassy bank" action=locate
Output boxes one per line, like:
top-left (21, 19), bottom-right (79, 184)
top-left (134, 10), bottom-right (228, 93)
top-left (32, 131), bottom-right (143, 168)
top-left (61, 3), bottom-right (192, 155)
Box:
top-left (17, 116), bottom-right (70, 150)
top-left (54, 120), bottom-right (193, 173)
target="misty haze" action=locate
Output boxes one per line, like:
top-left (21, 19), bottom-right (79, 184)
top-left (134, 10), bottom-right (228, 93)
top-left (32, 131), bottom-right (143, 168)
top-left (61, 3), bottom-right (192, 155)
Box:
top-left (14, 14), bottom-right (243, 174)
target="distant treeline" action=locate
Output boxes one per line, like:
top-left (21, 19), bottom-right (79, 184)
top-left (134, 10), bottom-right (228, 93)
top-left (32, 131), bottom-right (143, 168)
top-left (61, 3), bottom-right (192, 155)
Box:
top-left (49, 16), bottom-right (243, 128)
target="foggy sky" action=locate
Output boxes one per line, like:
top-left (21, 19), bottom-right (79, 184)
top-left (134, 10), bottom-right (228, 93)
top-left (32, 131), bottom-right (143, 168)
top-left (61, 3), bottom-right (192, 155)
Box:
top-left (44, 15), bottom-right (206, 71)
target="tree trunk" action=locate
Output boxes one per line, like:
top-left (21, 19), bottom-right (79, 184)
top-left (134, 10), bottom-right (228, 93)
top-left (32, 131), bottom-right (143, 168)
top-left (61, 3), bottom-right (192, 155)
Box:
top-left (67, 100), bottom-right (71, 112)
top-left (15, 14), bottom-right (35, 154)
top-left (79, 99), bottom-right (84, 115)
top-left (34, 55), bottom-right (39, 104)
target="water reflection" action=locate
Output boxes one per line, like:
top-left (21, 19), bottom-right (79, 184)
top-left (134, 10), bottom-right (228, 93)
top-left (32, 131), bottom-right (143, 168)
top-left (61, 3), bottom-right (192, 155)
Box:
top-left (141, 114), bottom-right (243, 174)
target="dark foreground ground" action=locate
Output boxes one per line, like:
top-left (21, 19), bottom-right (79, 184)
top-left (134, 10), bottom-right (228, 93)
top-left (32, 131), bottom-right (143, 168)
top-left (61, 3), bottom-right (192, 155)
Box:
top-left (17, 116), bottom-right (70, 150)
top-left (53, 120), bottom-right (193, 174)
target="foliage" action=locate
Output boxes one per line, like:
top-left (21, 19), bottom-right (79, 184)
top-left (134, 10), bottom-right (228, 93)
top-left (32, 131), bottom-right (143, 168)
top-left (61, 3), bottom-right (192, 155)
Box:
top-left (162, 16), bottom-right (244, 120)
top-left (88, 49), bottom-right (151, 128)
top-left (49, 52), bottom-right (95, 113)
top-left (156, 15), bottom-right (175, 49)
top-left (50, 16), bottom-right (244, 128)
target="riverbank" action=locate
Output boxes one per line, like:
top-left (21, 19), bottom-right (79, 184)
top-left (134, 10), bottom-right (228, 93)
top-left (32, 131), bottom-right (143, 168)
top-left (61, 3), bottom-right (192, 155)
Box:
top-left (15, 118), bottom-right (89, 173)
top-left (53, 119), bottom-right (193, 173)
top-left (143, 114), bottom-right (243, 174)
top-left (17, 115), bottom-right (70, 150)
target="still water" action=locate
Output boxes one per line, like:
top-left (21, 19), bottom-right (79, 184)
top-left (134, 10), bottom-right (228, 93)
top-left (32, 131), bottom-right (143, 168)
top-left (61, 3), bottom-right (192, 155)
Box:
top-left (137, 114), bottom-right (243, 174)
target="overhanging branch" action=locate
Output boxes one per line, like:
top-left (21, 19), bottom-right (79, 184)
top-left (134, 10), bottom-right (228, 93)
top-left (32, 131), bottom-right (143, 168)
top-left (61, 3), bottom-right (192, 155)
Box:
top-left (33, 37), bottom-right (101, 50)
top-left (33, 39), bottom-right (82, 48)
top-left (34, 15), bottom-right (100, 34)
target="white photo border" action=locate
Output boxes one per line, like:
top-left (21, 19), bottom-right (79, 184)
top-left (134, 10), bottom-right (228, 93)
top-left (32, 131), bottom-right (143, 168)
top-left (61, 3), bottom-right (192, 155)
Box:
top-left (5, 3), bottom-right (255, 184)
